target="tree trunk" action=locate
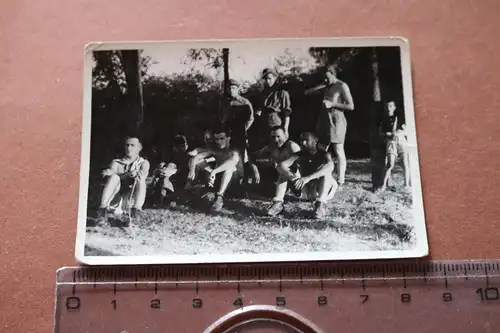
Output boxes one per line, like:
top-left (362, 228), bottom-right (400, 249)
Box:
top-left (369, 47), bottom-right (385, 189)
top-left (222, 48), bottom-right (229, 97)
top-left (120, 50), bottom-right (144, 134)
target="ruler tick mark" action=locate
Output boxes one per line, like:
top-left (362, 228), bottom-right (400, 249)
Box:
top-left (485, 266), bottom-right (490, 287)
top-left (237, 271), bottom-right (241, 293)
top-left (444, 270), bottom-right (449, 289)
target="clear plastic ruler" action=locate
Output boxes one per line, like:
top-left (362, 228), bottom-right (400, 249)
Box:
top-left (53, 260), bottom-right (500, 332)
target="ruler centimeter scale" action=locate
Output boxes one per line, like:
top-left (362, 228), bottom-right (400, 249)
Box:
top-left (54, 260), bottom-right (500, 333)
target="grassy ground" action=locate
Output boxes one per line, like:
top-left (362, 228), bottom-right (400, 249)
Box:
top-left (84, 158), bottom-right (416, 257)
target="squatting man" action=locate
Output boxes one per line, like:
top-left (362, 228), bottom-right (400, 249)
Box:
top-left (95, 136), bottom-right (150, 226)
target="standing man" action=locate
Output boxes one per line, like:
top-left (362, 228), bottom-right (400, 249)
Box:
top-left (187, 126), bottom-right (244, 212)
top-left (307, 65), bottom-right (354, 188)
top-left (379, 100), bottom-right (410, 191)
top-left (277, 132), bottom-right (338, 219)
top-left (257, 68), bottom-right (292, 134)
top-left (221, 79), bottom-right (254, 164)
top-left (95, 136), bottom-right (150, 226)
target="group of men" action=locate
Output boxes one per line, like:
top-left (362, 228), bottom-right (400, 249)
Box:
top-left (93, 64), bottom-right (410, 226)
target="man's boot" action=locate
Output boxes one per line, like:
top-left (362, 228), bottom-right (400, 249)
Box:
top-left (95, 208), bottom-right (108, 227)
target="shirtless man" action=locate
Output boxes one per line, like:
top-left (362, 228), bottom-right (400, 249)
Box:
top-left (277, 132), bottom-right (338, 219)
top-left (184, 129), bottom-right (216, 188)
top-left (306, 65), bottom-right (354, 188)
top-left (96, 136), bottom-right (150, 225)
top-left (187, 127), bottom-right (243, 212)
top-left (248, 125), bottom-right (301, 216)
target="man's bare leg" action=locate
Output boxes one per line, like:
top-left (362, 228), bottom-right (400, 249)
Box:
top-left (401, 152), bottom-right (410, 188)
top-left (381, 154), bottom-right (396, 191)
top-left (266, 175), bottom-right (288, 216)
top-left (96, 174), bottom-right (121, 224)
top-left (211, 169), bottom-right (236, 212)
top-left (316, 174), bottom-right (337, 203)
top-left (100, 174), bottom-right (121, 209)
top-left (332, 143), bottom-right (346, 185)
top-left (217, 169), bottom-right (235, 196)
top-left (313, 174), bottom-right (337, 219)
top-left (128, 180), bottom-right (147, 224)
top-left (131, 181), bottom-right (147, 210)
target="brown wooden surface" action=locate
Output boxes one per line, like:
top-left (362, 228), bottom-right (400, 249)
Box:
top-left (1, 0), bottom-right (499, 331)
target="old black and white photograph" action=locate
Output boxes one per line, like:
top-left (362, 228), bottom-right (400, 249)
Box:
top-left (75, 37), bottom-right (428, 265)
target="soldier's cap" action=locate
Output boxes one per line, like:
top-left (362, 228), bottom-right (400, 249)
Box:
top-left (173, 134), bottom-right (187, 146)
top-left (228, 79), bottom-right (240, 87)
top-left (261, 68), bottom-right (277, 78)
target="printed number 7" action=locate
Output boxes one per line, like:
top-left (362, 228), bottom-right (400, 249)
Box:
top-left (360, 295), bottom-right (369, 304)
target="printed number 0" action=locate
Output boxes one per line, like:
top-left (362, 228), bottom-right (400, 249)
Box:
top-left (66, 297), bottom-right (80, 310)
top-left (476, 287), bottom-right (500, 301)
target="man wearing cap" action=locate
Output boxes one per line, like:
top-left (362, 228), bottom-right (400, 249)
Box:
top-left (221, 79), bottom-right (255, 180)
top-left (307, 65), bottom-right (354, 188)
top-left (257, 68), bottom-right (292, 134)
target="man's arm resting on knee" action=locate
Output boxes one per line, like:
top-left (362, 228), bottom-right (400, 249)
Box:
top-left (102, 161), bottom-right (121, 177)
top-left (188, 151), bottom-right (212, 176)
top-left (277, 154), bottom-right (300, 181)
top-left (212, 151), bottom-right (239, 175)
top-left (305, 153), bottom-right (334, 181)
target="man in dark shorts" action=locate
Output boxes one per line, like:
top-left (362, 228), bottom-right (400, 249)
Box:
top-left (308, 65), bottom-right (354, 188)
top-left (187, 127), bottom-right (244, 212)
top-left (220, 79), bottom-right (254, 167)
top-left (151, 134), bottom-right (190, 204)
top-left (247, 125), bottom-right (301, 216)
top-left (277, 132), bottom-right (338, 219)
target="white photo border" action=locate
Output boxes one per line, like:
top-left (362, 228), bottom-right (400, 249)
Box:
top-left (75, 36), bottom-right (429, 265)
